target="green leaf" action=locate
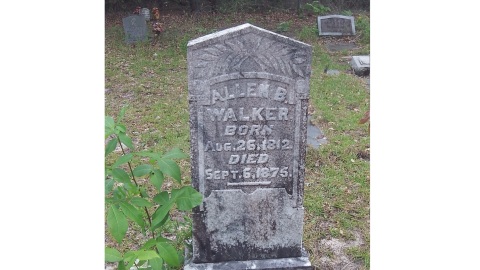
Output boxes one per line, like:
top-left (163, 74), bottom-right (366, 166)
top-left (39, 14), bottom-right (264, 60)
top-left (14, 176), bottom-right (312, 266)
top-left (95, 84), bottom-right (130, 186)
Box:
top-left (136, 151), bottom-right (161, 160)
top-left (151, 212), bottom-right (169, 231)
top-left (136, 250), bottom-right (160, 260)
top-left (149, 257), bottom-right (164, 270)
top-left (105, 116), bottom-right (115, 137)
top-left (123, 252), bottom-right (136, 270)
top-left (107, 205), bottom-right (128, 243)
top-left (119, 202), bottom-right (145, 228)
top-left (158, 159), bottom-right (181, 183)
top-left (105, 247), bottom-right (123, 262)
top-left (173, 186), bottom-right (203, 211)
top-left (122, 181), bottom-right (137, 193)
top-left (105, 116), bottom-right (115, 128)
top-left (156, 242), bottom-right (180, 267)
top-left (133, 164), bottom-right (153, 177)
top-left (162, 148), bottom-right (188, 160)
top-left (118, 133), bottom-right (134, 149)
top-left (153, 191), bottom-right (170, 205)
top-left (150, 169), bottom-right (164, 191)
top-left (151, 204), bottom-right (172, 230)
top-left (140, 188), bottom-right (148, 198)
top-left (112, 168), bottom-right (131, 184)
top-left (123, 250), bottom-right (160, 267)
top-left (125, 260), bottom-right (135, 270)
top-left (105, 197), bottom-right (120, 204)
top-left (113, 186), bottom-right (127, 199)
top-left (105, 167), bottom-right (112, 177)
top-left (123, 251), bottom-right (136, 262)
top-left (115, 124), bottom-right (126, 133)
top-left (117, 260), bottom-right (126, 270)
top-left (130, 197), bottom-right (152, 208)
top-left (105, 179), bottom-right (114, 195)
top-left (138, 261), bottom-right (150, 269)
top-left (151, 202), bottom-right (172, 221)
top-left (141, 238), bottom-right (157, 250)
top-left (105, 139), bottom-right (118, 156)
top-left (118, 106), bottom-right (127, 123)
top-left (112, 153), bottom-right (133, 168)
top-left (155, 236), bottom-right (172, 243)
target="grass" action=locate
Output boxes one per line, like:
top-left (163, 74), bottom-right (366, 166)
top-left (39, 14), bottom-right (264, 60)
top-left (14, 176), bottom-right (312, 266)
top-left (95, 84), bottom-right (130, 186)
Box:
top-left (276, 20), bottom-right (291, 32)
top-left (105, 10), bottom-right (370, 269)
top-left (356, 13), bottom-right (370, 47)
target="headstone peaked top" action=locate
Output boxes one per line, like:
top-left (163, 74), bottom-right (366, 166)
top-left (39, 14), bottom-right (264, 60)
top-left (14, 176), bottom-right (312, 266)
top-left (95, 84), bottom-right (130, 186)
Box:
top-left (317, 15), bottom-right (355, 36)
top-left (141, 8), bottom-right (150, 21)
top-left (122, 15), bottom-right (148, 44)
top-left (186, 24), bottom-right (313, 269)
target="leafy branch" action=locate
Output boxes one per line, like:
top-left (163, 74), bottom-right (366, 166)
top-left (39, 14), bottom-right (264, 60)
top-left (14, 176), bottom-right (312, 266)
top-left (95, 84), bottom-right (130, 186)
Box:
top-left (105, 107), bottom-right (202, 270)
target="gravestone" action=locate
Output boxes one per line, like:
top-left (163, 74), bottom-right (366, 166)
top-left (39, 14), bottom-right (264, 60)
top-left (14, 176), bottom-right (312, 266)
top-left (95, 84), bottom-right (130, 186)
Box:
top-left (186, 23), bottom-right (313, 269)
top-left (122, 15), bottom-right (148, 44)
top-left (351, 55), bottom-right (370, 76)
top-left (317, 15), bottom-right (355, 36)
top-left (141, 8), bottom-right (150, 21)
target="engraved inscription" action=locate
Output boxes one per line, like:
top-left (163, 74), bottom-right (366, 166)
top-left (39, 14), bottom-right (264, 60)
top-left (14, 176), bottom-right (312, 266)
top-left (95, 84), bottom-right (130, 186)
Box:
top-left (209, 82), bottom-right (290, 104)
top-left (205, 166), bottom-right (289, 180)
top-left (321, 18), bottom-right (351, 32)
top-left (199, 77), bottom-right (297, 195)
top-left (204, 139), bottom-right (292, 152)
top-left (320, 17), bottom-right (354, 35)
top-left (205, 107), bottom-right (289, 122)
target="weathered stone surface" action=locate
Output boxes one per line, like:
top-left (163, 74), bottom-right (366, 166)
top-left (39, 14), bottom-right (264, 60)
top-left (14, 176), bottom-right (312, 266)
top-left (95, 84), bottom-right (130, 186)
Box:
top-left (140, 8), bottom-right (150, 21)
top-left (325, 69), bottom-right (340, 76)
top-left (317, 15), bottom-right (355, 36)
top-left (307, 116), bottom-right (327, 149)
top-left (187, 23), bottom-right (312, 268)
top-left (184, 248), bottom-right (312, 270)
top-left (122, 15), bottom-right (148, 44)
top-left (351, 55), bottom-right (370, 76)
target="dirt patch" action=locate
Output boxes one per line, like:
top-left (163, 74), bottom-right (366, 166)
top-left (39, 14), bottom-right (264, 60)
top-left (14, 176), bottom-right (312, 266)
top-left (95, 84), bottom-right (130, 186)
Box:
top-left (356, 149), bottom-right (370, 161)
top-left (317, 231), bottom-right (364, 270)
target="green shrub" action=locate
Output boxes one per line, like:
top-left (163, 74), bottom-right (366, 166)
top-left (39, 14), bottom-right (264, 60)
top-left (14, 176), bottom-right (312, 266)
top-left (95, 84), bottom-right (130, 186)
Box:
top-left (276, 21), bottom-right (291, 33)
top-left (105, 107), bottom-right (202, 270)
top-left (302, 1), bottom-right (331, 16)
top-left (356, 14), bottom-right (370, 45)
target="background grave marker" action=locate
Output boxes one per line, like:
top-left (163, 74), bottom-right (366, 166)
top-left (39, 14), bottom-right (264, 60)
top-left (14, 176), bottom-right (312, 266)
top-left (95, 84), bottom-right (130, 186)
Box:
top-left (122, 15), bottom-right (148, 44)
top-left (317, 15), bottom-right (355, 36)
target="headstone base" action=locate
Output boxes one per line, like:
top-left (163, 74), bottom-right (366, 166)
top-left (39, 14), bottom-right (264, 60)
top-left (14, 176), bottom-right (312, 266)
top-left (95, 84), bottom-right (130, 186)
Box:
top-left (184, 248), bottom-right (312, 270)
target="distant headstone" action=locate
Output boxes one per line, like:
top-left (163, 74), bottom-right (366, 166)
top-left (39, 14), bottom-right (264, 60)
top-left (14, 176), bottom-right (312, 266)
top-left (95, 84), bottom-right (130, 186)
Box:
top-left (186, 23), bottom-right (313, 269)
top-left (122, 15), bottom-right (148, 44)
top-left (351, 55), bottom-right (370, 76)
top-left (141, 8), bottom-right (150, 21)
top-left (317, 15), bottom-right (355, 36)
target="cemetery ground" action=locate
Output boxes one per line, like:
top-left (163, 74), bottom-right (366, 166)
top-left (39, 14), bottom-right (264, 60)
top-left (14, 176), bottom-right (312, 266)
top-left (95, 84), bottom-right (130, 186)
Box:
top-left (105, 10), bottom-right (370, 270)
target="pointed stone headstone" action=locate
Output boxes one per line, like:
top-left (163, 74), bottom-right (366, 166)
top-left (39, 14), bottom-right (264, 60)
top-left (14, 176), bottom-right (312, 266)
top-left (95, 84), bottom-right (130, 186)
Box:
top-left (186, 23), bottom-right (313, 269)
